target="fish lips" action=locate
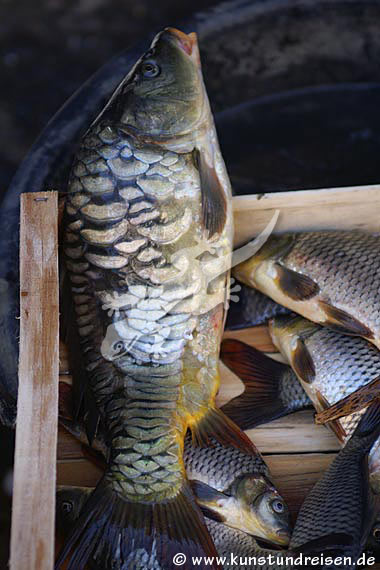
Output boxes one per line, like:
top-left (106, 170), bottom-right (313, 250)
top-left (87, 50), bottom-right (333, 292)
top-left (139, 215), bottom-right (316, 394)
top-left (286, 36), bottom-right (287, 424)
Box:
top-left (275, 527), bottom-right (292, 546)
top-left (160, 27), bottom-right (201, 67)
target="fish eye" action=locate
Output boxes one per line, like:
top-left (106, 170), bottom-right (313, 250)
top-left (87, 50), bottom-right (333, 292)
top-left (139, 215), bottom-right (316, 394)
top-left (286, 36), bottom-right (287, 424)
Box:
top-left (113, 341), bottom-right (124, 352)
top-left (141, 60), bottom-right (160, 78)
top-left (373, 527), bottom-right (380, 541)
top-left (61, 500), bottom-right (73, 514)
top-left (271, 499), bottom-right (285, 514)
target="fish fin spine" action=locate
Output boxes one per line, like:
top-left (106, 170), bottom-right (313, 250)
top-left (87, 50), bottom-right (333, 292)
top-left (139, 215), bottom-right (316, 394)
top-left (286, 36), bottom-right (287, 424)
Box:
top-left (315, 391), bottom-right (346, 442)
top-left (319, 300), bottom-right (374, 339)
top-left (190, 406), bottom-right (257, 454)
top-left (353, 398), bottom-right (380, 439)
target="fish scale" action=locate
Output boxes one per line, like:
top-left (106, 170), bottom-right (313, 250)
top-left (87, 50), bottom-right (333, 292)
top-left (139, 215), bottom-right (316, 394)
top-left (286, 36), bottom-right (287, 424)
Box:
top-left (301, 328), bottom-right (380, 488)
top-left (64, 121), bottom-right (228, 493)
top-left (274, 367), bottom-right (311, 414)
top-left (270, 316), bottom-right (380, 494)
top-left (290, 419), bottom-right (380, 569)
top-left (184, 433), bottom-right (268, 491)
top-left (58, 28), bottom-right (246, 570)
top-left (235, 231), bottom-right (380, 351)
top-left (283, 232), bottom-right (380, 341)
top-left (205, 520), bottom-right (290, 570)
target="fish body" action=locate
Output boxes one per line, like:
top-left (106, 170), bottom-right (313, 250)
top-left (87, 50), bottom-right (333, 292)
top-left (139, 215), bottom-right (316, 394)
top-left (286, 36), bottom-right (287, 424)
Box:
top-left (290, 400), bottom-right (380, 569)
top-left (270, 315), bottom-right (380, 491)
top-left (234, 231), bottom-right (380, 349)
top-left (58, 28), bottom-right (244, 570)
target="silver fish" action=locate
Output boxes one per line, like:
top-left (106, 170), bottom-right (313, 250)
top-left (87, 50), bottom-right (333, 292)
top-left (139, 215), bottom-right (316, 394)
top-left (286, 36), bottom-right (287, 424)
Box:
top-left (270, 315), bottom-right (380, 492)
top-left (234, 231), bottom-right (380, 350)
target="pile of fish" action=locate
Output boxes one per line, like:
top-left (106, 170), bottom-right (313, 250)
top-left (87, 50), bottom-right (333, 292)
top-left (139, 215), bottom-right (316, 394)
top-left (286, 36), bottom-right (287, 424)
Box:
top-left (2, 22), bottom-right (380, 570)
top-left (222, 231), bottom-right (380, 565)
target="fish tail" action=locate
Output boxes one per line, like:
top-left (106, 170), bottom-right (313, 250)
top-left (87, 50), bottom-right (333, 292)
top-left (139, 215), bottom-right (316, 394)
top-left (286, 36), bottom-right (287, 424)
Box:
top-left (55, 475), bottom-right (222, 570)
top-left (352, 398), bottom-right (380, 444)
top-left (220, 339), bottom-right (307, 429)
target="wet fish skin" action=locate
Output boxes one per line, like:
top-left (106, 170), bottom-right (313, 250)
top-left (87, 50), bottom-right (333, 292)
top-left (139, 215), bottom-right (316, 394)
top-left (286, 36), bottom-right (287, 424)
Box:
top-left (205, 519), bottom-right (295, 570)
top-left (233, 231), bottom-right (380, 349)
top-left (290, 400), bottom-right (380, 569)
top-left (183, 432), bottom-right (268, 489)
top-left (270, 315), bottom-right (380, 492)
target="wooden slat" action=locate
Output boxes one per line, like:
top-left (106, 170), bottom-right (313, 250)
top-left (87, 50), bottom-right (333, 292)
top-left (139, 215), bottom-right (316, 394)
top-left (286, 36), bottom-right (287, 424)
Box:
top-left (232, 184), bottom-right (380, 246)
top-left (222, 325), bottom-right (276, 352)
top-left (11, 192), bottom-right (59, 570)
top-left (57, 410), bottom-right (339, 458)
top-left (246, 411), bottom-right (340, 454)
top-left (57, 459), bottom-right (102, 488)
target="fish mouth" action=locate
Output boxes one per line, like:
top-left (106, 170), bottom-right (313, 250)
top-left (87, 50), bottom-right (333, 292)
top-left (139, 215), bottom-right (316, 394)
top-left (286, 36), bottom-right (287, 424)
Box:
top-left (275, 528), bottom-right (291, 546)
top-left (165, 27), bottom-right (198, 56)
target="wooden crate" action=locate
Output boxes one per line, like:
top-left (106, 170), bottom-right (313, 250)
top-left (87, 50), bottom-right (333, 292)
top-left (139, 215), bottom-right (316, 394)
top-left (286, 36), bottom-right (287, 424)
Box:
top-left (12, 185), bottom-right (380, 568)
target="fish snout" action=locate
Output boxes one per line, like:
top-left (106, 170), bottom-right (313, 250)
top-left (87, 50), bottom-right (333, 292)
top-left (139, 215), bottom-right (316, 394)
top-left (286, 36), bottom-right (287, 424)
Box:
top-left (275, 525), bottom-right (292, 547)
top-left (164, 28), bottom-right (197, 56)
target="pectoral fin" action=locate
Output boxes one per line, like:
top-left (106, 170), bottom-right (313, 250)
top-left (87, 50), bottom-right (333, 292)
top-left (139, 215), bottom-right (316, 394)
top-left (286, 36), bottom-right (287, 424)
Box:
top-left (190, 481), bottom-right (228, 524)
top-left (275, 263), bottom-right (319, 301)
top-left (315, 375), bottom-right (380, 425)
top-left (319, 300), bottom-right (374, 339)
top-left (190, 480), bottom-right (227, 504)
top-left (194, 149), bottom-right (227, 238)
top-left (291, 338), bottom-right (316, 384)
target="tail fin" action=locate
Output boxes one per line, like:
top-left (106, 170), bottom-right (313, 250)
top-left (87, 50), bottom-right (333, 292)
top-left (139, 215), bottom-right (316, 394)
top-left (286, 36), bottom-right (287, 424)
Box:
top-left (56, 477), bottom-right (222, 570)
top-left (352, 398), bottom-right (380, 442)
top-left (315, 375), bottom-right (380, 425)
top-left (220, 339), bottom-right (308, 430)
